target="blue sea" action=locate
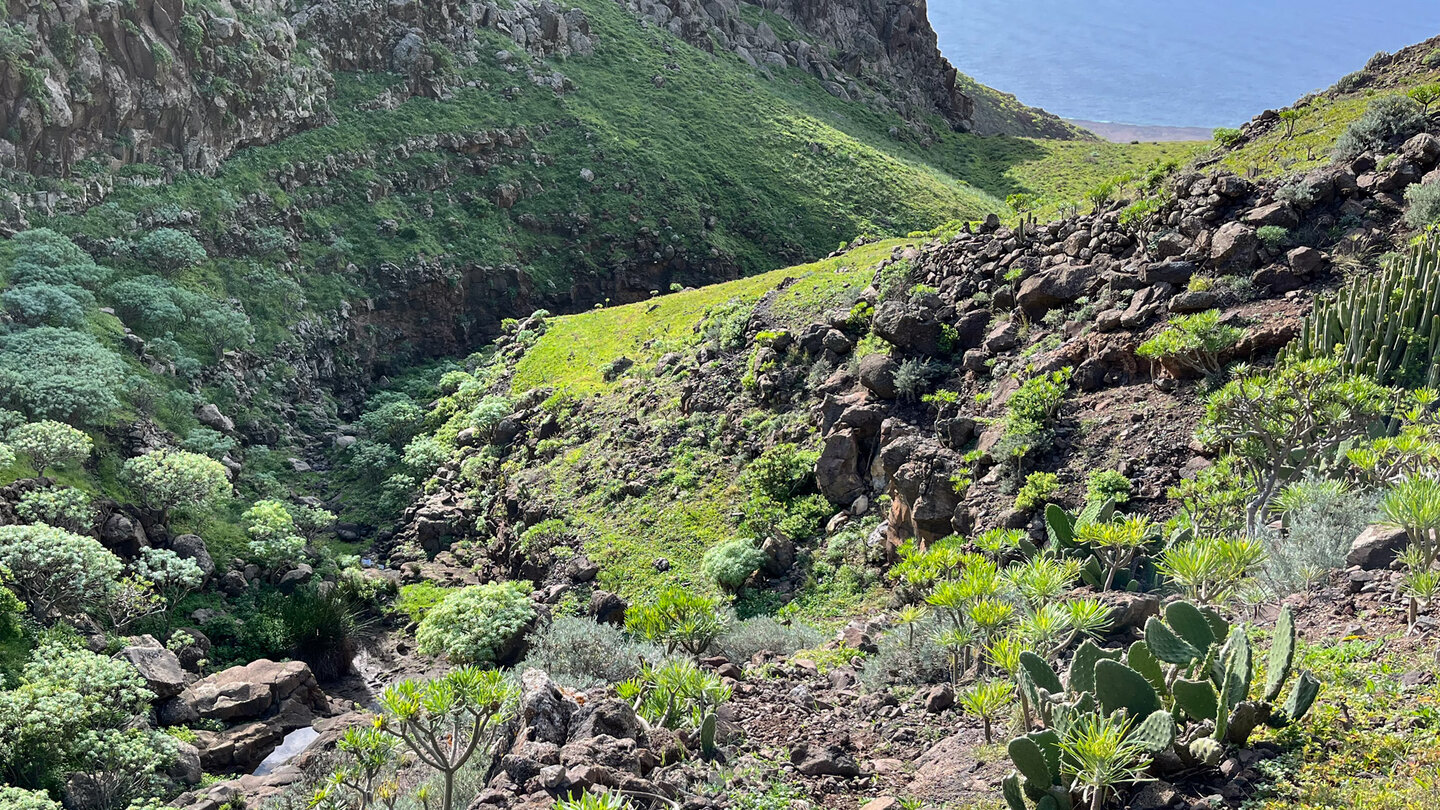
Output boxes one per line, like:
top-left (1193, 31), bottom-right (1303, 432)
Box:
top-left (931, 0), bottom-right (1440, 128)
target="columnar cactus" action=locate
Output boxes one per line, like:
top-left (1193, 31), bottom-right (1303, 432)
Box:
top-left (1283, 231), bottom-right (1440, 386)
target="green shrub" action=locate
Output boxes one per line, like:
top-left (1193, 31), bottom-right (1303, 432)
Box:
top-left (402, 435), bottom-right (453, 475)
top-left (416, 581), bottom-right (536, 664)
top-left (1, 283), bottom-right (93, 327)
top-left (5, 420), bottom-right (92, 476)
top-left (701, 538), bottom-right (766, 590)
top-left (104, 275), bottom-right (200, 333)
top-left (1264, 478), bottom-right (1376, 595)
top-left (0, 328), bottom-right (127, 426)
top-left (133, 228), bottom-right (207, 276)
top-left (4, 229), bottom-right (109, 288)
top-left (1427, 48), bottom-right (1440, 68)
top-left (894, 358), bottom-right (938, 401)
top-left (1256, 225), bottom-right (1290, 250)
top-left (740, 444), bottom-right (818, 501)
top-left (15, 487), bottom-right (95, 533)
top-left (123, 449), bottom-right (231, 521)
top-left (1333, 95), bottom-right (1426, 160)
top-left (358, 397), bottom-right (425, 447)
top-left (282, 587), bottom-right (365, 681)
top-left (626, 587), bottom-right (729, 657)
top-left (0, 524), bottom-right (121, 618)
top-left (394, 581), bottom-right (454, 624)
top-left (1085, 470), bottom-right (1133, 505)
top-left (521, 616), bottom-right (665, 687)
top-left (0, 786), bottom-right (61, 810)
top-left (996, 368), bottom-right (1072, 465)
top-left (181, 427), bottom-right (237, 459)
top-left (715, 616), bottom-right (824, 663)
top-left (1136, 310), bottom-right (1241, 377)
top-left (617, 658), bottom-right (731, 730)
top-left (1014, 471), bottom-right (1059, 511)
top-left (242, 499), bottom-right (306, 566)
top-left (1212, 128), bottom-right (1243, 148)
top-left (1404, 180), bottom-right (1440, 230)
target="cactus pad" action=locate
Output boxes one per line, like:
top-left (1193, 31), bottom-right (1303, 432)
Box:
top-left (1275, 670), bottom-right (1321, 726)
top-left (1001, 773), bottom-right (1027, 810)
top-left (1165, 600), bottom-right (1216, 650)
top-left (1189, 736), bottom-right (1225, 766)
top-left (1264, 605), bottom-right (1296, 702)
top-left (1095, 659), bottom-right (1161, 719)
top-left (1126, 640), bottom-right (1167, 695)
top-left (1020, 650), bottom-right (1063, 695)
top-left (1067, 639), bottom-right (1120, 695)
top-left (1172, 677), bottom-right (1220, 723)
top-left (1144, 616), bottom-right (1202, 666)
top-left (1130, 708), bottom-right (1178, 755)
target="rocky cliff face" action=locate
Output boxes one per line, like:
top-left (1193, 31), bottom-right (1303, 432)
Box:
top-left (1, 0), bottom-right (974, 179)
top-left (626, 0), bottom-right (972, 131)
top-left (0, 0), bottom-right (330, 175)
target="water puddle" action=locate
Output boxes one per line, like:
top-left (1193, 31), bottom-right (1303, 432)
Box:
top-left (252, 726), bottom-right (321, 776)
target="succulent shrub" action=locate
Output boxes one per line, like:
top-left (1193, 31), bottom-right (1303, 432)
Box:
top-left (0, 524), bottom-right (121, 619)
top-left (122, 449), bottom-right (231, 522)
top-left (618, 657), bottom-right (731, 732)
top-left (625, 587), bottom-right (729, 657)
top-left (701, 538), bottom-right (766, 590)
top-left (1136, 310), bottom-right (1241, 378)
top-left (5, 420), bottom-right (93, 477)
top-left (1004, 603), bottom-right (1318, 810)
top-left (416, 581), bottom-right (536, 665)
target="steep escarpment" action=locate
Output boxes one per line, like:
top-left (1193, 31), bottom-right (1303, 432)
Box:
top-left (0, 0), bottom-right (330, 174)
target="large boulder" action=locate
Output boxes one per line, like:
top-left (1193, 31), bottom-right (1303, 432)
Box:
top-left (857, 354), bottom-right (898, 399)
top-left (1016, 263), bottom-right (1096, 318)
top-left (816, 429), bottom-right (866, 504)
top-left (1210, 222), bottom-right (1259, 270)
top-left (1347, 525), bottom-right (1408, 570)
top-left (119, 639), bottom-right (189, 700)
top-left (183, 659), bottom-right (329, 723)
top-left (170, 534), bottom-right (215, 579)
top-left (872, 301), bottom-right (945, 355)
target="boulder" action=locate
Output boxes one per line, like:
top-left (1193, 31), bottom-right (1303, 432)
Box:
top-left (857, 354), bottom-right (898, 399)
top-left (118, 639), bottom-right (189, 700)
top-left (1017, 263), bottom-right (1096, 318)
top-left (1169, 290), bottom-right (1219, 313)
top-left (789, 741), bottom-right (859, 777)
top-left (1210, 222), bottom-right (1259, 270)
top-left (170, 534), bottom-right (215, 579)
top-left (100, 512), bottom-right (148, 557)
top-left (1286, 246), bottom-right (1327, 275)
top-left (183, 659), bottom-right (328, 723)
top-left (1241, 201), bottom-right (1299, 228)
top-left (1347, 525), bottom-right (1408, 570)
top-left (1140, 261), bottom-right (1195, 286)
top-left (816, 429), bottom-right (866, 504)
top-left (587, 590), bottom-right (628, 625)
top-left (872, 301), bottom-right (946, 355)
top-left (196, 404), bottom-right (236, 434)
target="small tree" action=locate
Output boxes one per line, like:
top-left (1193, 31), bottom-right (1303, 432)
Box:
top-left (959, 679), bottom-right (1015, 744)
top-left (1408, 82), bottom-right (1440, 115)
top-left (0, 524), bottom-right (121, 619)
top-left (122, 448), bottom-right (231, 523)
top-left (1136, 310), bottom-right (1242, 378)
top-left (379, 668), bottom-right (517, 810)
top-left (1278, 107), bottom-right (1303, 138)
top-left (1199, 358), bottom-right (1395, 535)
top-left (243, 499), bottom-right (307, 566)
top-left (5, 420), bottom-right (92, 477)
top-left (134, 227), bottom-right (207, 276)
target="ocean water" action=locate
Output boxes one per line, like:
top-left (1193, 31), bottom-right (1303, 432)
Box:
top-left (931, 0), bottom-right (1440, 128)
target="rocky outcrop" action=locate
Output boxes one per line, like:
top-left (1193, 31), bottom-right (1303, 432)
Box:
top-left (474, 670), bottom-right (701, 810)
top-left (621, 0), bottom-right (972, 131)
top-left (0, 0), bottom-right (330, 175)
top-left (166, 659), bottom-right (333, 773)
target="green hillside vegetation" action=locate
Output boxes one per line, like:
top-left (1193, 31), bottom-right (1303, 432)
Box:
top-left (1220, 50), bottom-right (1440, 177)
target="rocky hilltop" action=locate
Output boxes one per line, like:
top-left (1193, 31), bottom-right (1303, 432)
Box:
top-left (2, 0), bottom-right (985, 177)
